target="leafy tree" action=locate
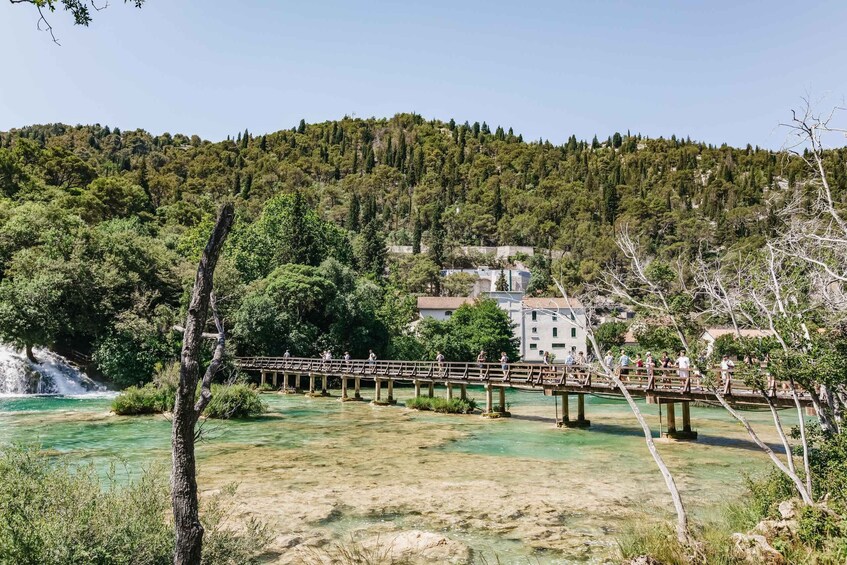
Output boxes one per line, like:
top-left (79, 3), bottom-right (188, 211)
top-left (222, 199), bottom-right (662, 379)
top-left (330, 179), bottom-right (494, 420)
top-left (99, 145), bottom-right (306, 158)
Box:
top-left (525, 254), bottom-right (552, 295)
top-left (594, 321), bottom-right (627, 353)
top-left (417, 299), bottom-right (518, 362)
top-left (442, 272), bottom-right (476, 297)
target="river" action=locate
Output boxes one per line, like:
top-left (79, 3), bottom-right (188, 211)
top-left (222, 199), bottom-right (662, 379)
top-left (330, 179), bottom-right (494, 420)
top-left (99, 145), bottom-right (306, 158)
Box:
top-left (0, 386), bottom-right (793, 563)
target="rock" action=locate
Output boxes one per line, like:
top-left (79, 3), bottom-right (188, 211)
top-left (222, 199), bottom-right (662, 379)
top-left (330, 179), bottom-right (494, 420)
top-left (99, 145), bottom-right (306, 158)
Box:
top-left (754, 518), bottom-right (796, 541)
top-left (731, 533), bottom-right (785, 564)
top-left (364, 530), bottom-right (471, 564)
top-left (778, 499), bottom-right (799, 520)
top-left (628, 555), bottom-right (664, 565)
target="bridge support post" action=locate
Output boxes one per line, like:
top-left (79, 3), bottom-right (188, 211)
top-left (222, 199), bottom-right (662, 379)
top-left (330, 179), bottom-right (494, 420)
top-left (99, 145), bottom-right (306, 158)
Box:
top-left (272, 371), bottom-right (278, 387)
top-left (460, 384), bottom-right (467, 401)
top-left (387, 379), bottom-right (395, 404)
top-left (557, 392), bottom-right (590, 428)
top-left (321, 375), bottom-right (328, 395)
top-left (447, 383), bottom-right (453, 400)
top-left (414, 380), bottom-right (421, 398)
top-left (497, 386), bottom-right (511, 417)
top-left (282, 372), bottom-right (292, 393)
top-left (661, 401), bottom-right (697, 440)
top-left (427, 381), bottom-right (434, 398)
top-left (341, 376), bottom-right (348, 401)
top-left (295, 374), bottom-right (302, 393)
top-left (482, 384), bottom-right (500, 418)
top-left (354, 377), bottom-right (362, 400)
top-left (260, 370), bottom-right (266, 387)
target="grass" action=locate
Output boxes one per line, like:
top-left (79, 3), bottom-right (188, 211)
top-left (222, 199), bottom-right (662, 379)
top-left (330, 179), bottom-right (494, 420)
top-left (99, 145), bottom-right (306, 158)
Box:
top-left (112, 381), bottom-right (267, 419)
top-left (405, 396), bottom-right (477, 414)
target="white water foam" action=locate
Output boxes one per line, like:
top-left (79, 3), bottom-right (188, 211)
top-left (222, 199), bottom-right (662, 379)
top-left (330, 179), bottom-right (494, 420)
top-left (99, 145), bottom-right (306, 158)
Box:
top-left (0, 344), bottom-right (108, 396)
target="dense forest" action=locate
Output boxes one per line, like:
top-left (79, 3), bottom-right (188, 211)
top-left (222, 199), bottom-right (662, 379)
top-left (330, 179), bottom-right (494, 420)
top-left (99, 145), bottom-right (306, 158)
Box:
top-left (1, 115), bottom-right (845, 387)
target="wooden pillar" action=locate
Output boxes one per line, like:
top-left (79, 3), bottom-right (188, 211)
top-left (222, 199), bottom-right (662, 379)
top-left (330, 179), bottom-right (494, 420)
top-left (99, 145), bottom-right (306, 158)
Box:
top-left (447, 383), bottom-right (453, 400)
top-left (460, 384), bottom-right (467, 401)
top-left (272, 371), bottom-right (278, 387)
top-left (666, 402), bottom-right (677, 434)
top-left (295, 374), bottom-right (301, 392)
top-left (560, 392), bottom-right (589, 428)
top-left (308, 374), bottom-right (316, 394)
top-left (387, 379), bottom-right (394, 403)
top-left (577, 394), bottom-right (585, 422)
top-left (341, 376), bottom-right (348, 400)
top-left (354, 377), bottom-right (361, 399)
top-left (498, 386), bottom-right (507, 415)
top-left (427, 381), bottom-right (434, 398)
top-left (282, 372), bottom-right (290, 391)
top-left (260, 370), bottom-right (266, 386)
top-left (414, 380), bottom-right (421, 398)
top-left (375, 378), bottom-right (382, 402)
top-left (321, 374), bottom-right (328, 394)
top-left (682, 401), bottom-right (692, 434)
top-left (561, 392), bottom-right (570, 423)
top-left (485, 384), bottom-right (493, 414)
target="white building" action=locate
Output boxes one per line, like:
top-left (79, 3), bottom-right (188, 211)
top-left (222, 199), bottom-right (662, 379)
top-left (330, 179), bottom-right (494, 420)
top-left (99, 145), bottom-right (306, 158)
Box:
top-left (441, 267), bottom-right (531, 295)
top-left (418, 292), bottom-right (588, 362)
top-left (416, 296), bottom-right (475, 321)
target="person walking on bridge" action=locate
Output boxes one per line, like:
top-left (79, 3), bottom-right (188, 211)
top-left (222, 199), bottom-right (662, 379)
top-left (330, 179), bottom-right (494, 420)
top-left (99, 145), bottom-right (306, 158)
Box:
top-left (368, 349), bottom-right (377, 373)
top-left (436, 351), bottom-right (445, 375)
top-left (676, 350), bottom-right (691, 380)
top-left (500, 351), bottom-right (509, 380)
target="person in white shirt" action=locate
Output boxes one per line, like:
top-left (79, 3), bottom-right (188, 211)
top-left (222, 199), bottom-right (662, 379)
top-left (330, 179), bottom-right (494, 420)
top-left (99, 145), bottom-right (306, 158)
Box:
top-left (676, 350), bottom-right (691, 379)
top-left (720, 355), bottom-right (734, 384)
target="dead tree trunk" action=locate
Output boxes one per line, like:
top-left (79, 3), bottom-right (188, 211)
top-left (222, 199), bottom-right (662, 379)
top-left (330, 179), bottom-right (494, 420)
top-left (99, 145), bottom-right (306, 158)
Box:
top-left (172, 203), bottom-right (234, 565)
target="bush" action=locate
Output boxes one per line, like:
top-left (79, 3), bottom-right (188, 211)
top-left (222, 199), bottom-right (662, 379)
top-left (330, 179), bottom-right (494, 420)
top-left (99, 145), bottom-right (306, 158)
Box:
top-left (405, 396), bottom-right (477, 414)
top-left (0, 445), bottom-right (271, 565)
top-left (111, 382), bottom-right (175, 415)
top-left (204, 383), bottom-right (267, 419)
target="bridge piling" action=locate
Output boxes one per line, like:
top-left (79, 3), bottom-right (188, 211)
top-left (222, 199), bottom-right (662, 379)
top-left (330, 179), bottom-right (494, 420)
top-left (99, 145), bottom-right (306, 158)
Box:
top-left (387, 379), bottom-right (395, 404)
top-left (341, 376), bottom-right (348, 401)
top-left (414, 380), bottom-right (421, 398)
top-left (427, 381), bottom-right (434, 398)
top-left (272, 371), bottom-right (278, 387)
top-left (460, 384), bottom-right (467, 401)
top-left (482, 384), bottom-right (502, 418)
top-left (321, 375), bottom-right (328, 395)
top-left (260, 370), bottom-right (266, 387)
top-left (498, 386), bottom-right (511, 417)
top-left (556, 392), bottom-right (590, 428)
top-left (447, 383), bottom-right (453, 400)
top-left (354, 377), bottom-right (362, 400)
top-left (662, 401), bottom-right (697, 440)
top-left (282, 372), bottom-right (290, 392)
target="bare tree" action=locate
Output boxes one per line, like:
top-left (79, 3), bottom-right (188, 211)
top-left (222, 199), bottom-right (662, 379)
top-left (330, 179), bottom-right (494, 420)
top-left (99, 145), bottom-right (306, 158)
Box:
top-left (10, 0), bottom-right (145, 44)
top-left (537, 284), bottom-right (692, 546)
top-left (607, 226), bottom-right (813, 504)
top-left (172, 203), bottom-right (234, 565)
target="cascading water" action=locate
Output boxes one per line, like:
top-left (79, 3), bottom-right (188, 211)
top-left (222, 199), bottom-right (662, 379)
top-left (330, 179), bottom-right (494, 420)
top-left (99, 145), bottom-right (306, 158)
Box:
top-left (0, 344), bottom-right (107, 396)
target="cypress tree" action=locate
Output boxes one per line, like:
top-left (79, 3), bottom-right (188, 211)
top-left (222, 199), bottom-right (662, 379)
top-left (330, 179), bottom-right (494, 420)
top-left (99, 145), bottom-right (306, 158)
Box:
top-left (347, 193), bottom-right (361, 231)
top-left (412, 213), bottom-right (422, 254)
top-left (297, 119), bottom-right (306, 134)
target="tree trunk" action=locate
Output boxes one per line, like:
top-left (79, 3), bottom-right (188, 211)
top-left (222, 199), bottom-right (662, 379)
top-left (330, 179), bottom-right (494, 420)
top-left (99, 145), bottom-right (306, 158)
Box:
top-left (25, 343), bottom-right (37, 363)
top-left (172, 203), bottom-right (234, 565)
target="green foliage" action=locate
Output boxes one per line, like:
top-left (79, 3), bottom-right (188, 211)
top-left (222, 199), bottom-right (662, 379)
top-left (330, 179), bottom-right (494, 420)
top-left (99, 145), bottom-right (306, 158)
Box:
top-left (111, 382), bottom-right (175, 415)
top-left (0, 445), bottom-right (270, 565)
top-left (594, 321), bottom-right (628, 352)
top-left (204, 383), bottom-right (267, 419)
top-left (405, 396), bottom-right (477, 414)
top-left (632, 322), bottom-right (684, 353)
top-left (525, 254), bottom-right (552, 295)
top-left (418, 298), bottom-right (519, 362)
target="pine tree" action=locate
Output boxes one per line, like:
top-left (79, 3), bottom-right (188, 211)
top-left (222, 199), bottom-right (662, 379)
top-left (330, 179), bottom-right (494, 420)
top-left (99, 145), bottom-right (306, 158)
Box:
top-left (347, 192), bottom-right (361, 231)
top-left (495, 270), bottom-right (509, 291)
top-left (429, 206), bottom-right (446, 267)
top-left (297, 119), bottom-right (306, 134)
top-left (412, 213), bottom-right (422, 254)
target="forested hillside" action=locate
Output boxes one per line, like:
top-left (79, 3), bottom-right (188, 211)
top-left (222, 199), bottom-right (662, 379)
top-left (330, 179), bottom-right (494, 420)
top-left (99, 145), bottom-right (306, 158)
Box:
top-left (1, 115), bottom-right (845, 386)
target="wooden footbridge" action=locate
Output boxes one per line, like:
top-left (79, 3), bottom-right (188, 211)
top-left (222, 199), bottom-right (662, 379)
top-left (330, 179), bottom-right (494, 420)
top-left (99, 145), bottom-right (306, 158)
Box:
top-left (235, 356), bottom-right (813, 440)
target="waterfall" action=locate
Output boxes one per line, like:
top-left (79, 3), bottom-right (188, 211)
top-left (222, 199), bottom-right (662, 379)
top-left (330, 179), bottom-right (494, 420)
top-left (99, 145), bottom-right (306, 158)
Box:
top-left (0, 344), bottom-right (107, 396)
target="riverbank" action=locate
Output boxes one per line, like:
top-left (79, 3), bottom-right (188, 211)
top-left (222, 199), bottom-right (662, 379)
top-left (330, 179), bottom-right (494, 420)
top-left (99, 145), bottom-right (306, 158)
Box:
top-left (0, 387), bottom-right (795, 563)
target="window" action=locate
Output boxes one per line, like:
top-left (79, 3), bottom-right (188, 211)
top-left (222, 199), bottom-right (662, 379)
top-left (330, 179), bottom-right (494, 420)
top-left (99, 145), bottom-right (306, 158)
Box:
top-left (552, 328), bottom-right (558, 337)
top-left (529, 343), bottom-right (538, 350)
top-left (552, 314), bottom-right (558, 322)
top-left (531, 310), bottom-right (537, 321)
top-left (445, 311), bottom-right (453, 317)
top-left (551, 343), bottom-right (568, 349)
top-left (531, 327), bottom-right (538, 334)
top-left (571, 328), bottom-right (577, 338)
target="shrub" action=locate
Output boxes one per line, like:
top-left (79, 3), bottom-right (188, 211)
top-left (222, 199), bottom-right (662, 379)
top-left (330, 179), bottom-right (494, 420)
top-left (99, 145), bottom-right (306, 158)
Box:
top-left (111, 382), bottom-right (175, 415)
top-left (0, 445), bottom-right (271, 564)
top-left (405, 396), bottom-right (477, 414)
top-left (204, 383), bottom-right (267, 419)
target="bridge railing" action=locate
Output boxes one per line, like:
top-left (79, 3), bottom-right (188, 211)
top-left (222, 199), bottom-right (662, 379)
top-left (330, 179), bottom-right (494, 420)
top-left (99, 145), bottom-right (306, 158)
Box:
top-left (233, 356), bottom-right (804, 400)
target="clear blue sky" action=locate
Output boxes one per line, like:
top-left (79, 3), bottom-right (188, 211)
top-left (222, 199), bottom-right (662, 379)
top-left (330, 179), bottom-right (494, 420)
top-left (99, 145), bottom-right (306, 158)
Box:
top-left (2, 1), bottom-right (846, 148)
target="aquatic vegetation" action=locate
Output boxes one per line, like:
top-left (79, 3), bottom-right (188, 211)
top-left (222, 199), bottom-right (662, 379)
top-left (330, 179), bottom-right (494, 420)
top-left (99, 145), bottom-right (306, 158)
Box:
top-left (405, 396), bottom-right (477, 414)
top-left (204, 383), bottom-right (267, 419)
top-left (111, 382), bottom-right (175, 415)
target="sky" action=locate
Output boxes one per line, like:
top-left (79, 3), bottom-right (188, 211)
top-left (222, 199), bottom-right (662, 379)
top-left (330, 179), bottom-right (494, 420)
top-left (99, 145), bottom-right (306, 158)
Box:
top-left (2, 1), bottom-right (847, 149)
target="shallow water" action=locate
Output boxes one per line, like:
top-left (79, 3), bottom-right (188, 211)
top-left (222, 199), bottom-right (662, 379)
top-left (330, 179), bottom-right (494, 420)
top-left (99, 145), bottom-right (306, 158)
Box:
top-left (0, 386), bottom-right (798, 563)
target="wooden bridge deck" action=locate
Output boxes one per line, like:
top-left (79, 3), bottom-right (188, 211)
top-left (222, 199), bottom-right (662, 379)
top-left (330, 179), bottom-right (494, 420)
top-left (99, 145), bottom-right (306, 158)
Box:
top-left (234, 356), bottom-right (811, 408)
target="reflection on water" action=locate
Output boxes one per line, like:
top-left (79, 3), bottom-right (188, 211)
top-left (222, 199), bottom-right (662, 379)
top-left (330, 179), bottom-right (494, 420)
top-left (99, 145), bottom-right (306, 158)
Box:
top-left (0, 386), bottom-right (797, 563)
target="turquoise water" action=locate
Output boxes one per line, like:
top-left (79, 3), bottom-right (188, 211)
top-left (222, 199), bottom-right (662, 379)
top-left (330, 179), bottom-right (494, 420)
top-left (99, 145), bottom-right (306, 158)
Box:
top-left (0, 387), bottom-right (798, 563)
